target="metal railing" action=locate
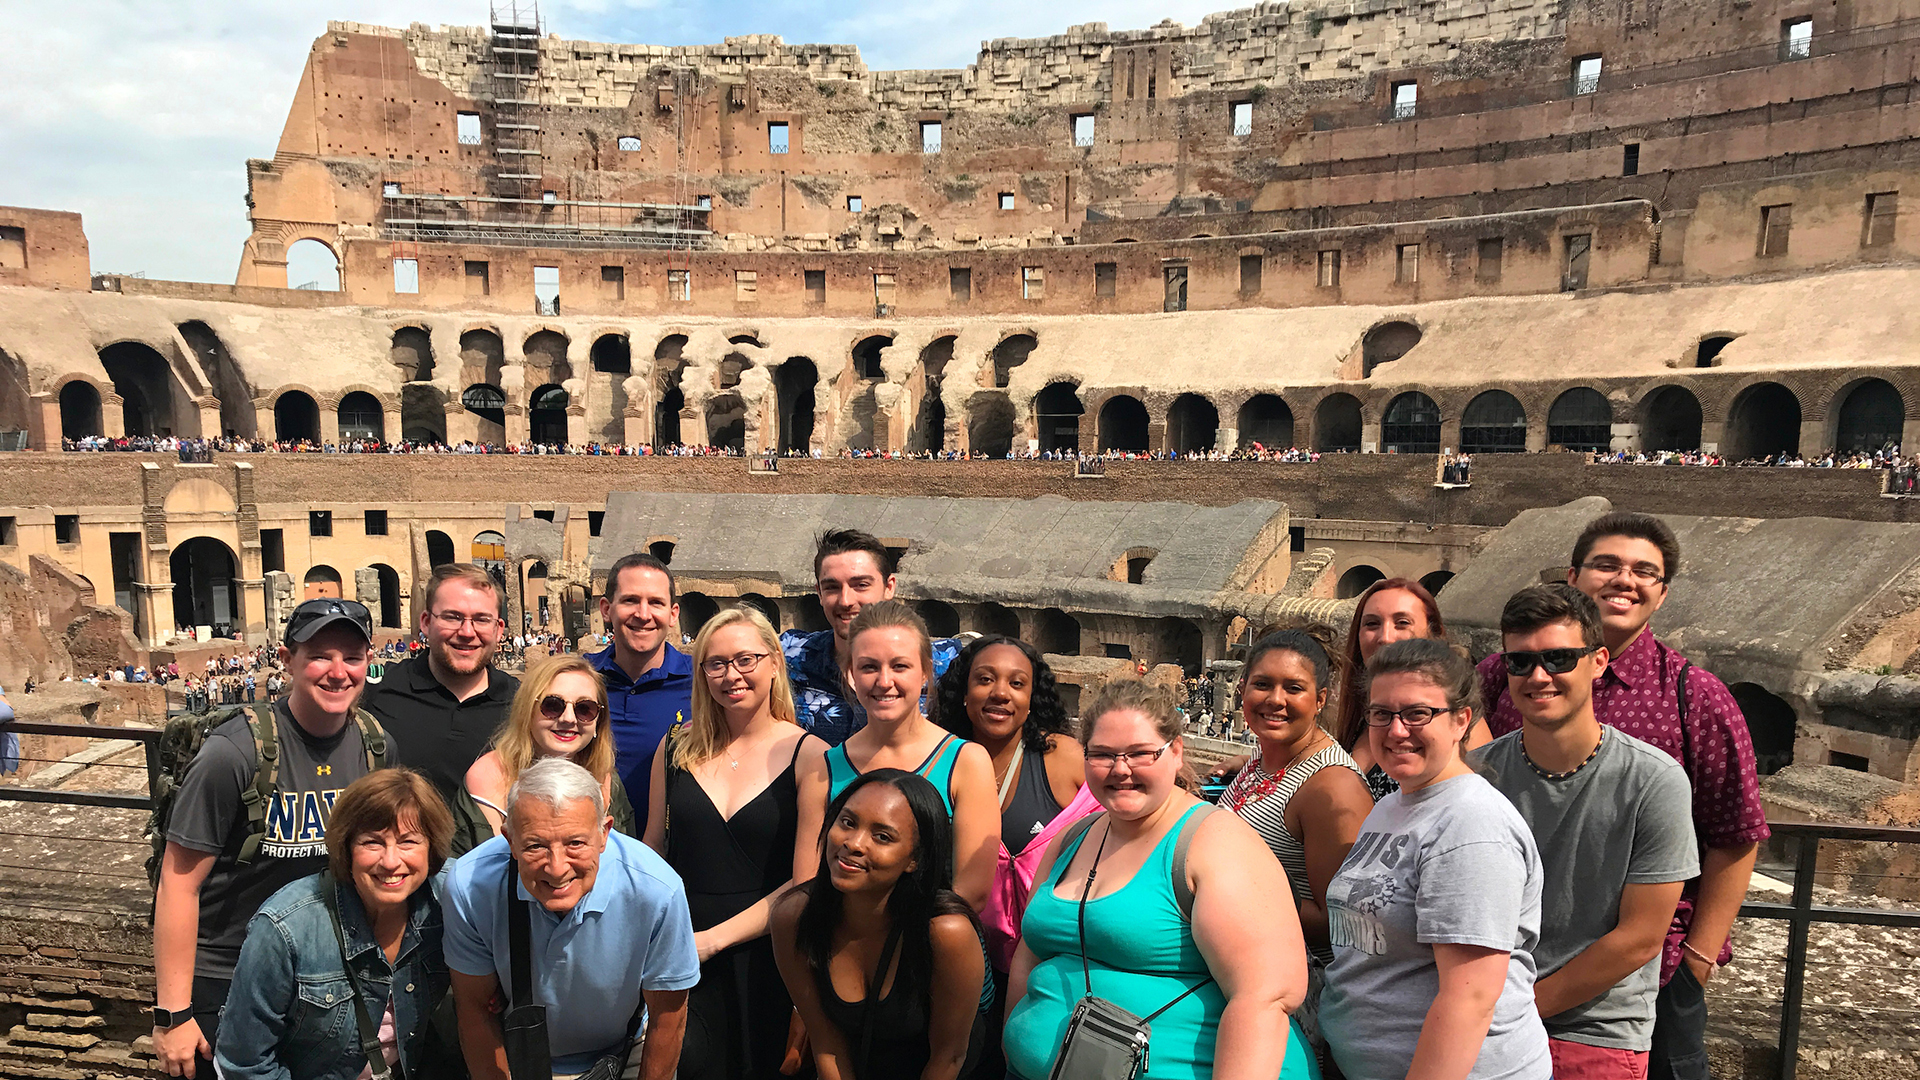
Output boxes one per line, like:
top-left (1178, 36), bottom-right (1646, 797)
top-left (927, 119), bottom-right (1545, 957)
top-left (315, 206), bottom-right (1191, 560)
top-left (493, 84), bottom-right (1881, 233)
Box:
top-left (0, 719), bottom-right (161, 811)
top-left (1738, 820), bottom-right (1920, 1080)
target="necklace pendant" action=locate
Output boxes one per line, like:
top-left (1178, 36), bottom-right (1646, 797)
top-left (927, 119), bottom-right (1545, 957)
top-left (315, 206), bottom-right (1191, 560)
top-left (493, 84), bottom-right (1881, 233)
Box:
top-left (729, 759), bottom-right (739, 769)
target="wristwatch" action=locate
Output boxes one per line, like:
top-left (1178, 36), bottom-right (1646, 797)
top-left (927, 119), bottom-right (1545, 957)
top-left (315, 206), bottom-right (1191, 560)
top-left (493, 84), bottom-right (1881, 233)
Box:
top-left (152, 1006), bottom-right (191, 1029)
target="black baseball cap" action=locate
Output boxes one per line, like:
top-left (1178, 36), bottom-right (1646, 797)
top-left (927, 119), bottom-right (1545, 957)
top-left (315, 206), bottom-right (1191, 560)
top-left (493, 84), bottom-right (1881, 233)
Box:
top-left (285, 598), bottom-right (373, 644)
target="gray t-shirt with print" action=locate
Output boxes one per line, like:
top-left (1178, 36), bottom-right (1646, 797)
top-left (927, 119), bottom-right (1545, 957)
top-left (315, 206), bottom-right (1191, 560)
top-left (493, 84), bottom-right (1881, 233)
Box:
top-left (1320, 772), bottom-right (1552, 1080)
top-left (1476, 727), bottom-right (1700, 1050)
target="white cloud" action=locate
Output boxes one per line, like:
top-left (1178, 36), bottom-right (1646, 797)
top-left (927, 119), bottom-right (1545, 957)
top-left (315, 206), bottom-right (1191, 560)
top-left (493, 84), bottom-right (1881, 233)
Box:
top-left (0, 0), bottom-right (1245, 282)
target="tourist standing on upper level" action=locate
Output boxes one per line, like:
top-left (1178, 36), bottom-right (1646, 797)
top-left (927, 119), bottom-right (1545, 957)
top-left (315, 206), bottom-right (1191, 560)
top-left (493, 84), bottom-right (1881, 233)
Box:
top-left (1319, 639), bottom-right (1550, 1080)
top-left (363, 564), bottom-right (518, 809)
top-left (781, 529), bottom-right (959, 746)
top-left (153, 599), bottom-right (388, 1079)
top-left (1477, 512), bottom-right (1769, 1080)
top-left (1219, 629), bottom-right (1372, 1062)
top-left (798, 600), bottom-right (998, 909)
top-left (590, 552), bottom-right (694, 833)
top-left (1477, 585), bottom-right (1698, 1080)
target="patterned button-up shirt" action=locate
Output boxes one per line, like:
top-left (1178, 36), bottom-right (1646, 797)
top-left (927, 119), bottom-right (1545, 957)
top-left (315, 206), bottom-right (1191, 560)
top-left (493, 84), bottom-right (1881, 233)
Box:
top-left (779, 628), bottom-right (961, 747)
top-left (1478, 630), bottom-right (1770, 983)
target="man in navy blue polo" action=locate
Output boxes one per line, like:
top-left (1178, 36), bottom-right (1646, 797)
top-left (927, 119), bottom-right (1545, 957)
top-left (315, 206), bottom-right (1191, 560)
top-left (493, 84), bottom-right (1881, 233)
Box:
top-left (589, 553), bottom-right (692, 835)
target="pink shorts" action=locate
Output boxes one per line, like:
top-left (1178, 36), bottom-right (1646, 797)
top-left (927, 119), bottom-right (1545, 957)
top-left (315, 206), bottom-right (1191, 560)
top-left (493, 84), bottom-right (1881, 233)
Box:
top-left (1548, 1038), bottom-right (1649, 1080)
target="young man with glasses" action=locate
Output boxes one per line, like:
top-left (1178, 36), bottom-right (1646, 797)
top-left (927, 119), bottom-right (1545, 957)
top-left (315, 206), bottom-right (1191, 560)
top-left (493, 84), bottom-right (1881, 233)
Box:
top-left (590, 552), bottom-right (692, 832)
top-left (152, 598), bottom-right (388, 1079)
top-left (1478, 585), bottom-right (1697, 1080)
top-left (362, 563), bottom-right (518, 807)
top-left (1477, 512), bottom-right (1767, 1080)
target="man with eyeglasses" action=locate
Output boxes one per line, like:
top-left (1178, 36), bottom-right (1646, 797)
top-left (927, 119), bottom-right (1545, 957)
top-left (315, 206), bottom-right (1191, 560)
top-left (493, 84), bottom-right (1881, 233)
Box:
top-left (1477, 585), bottom-right (1697, 1080)
top-left (1477, 512), bottom-right (1766, 1080)
top-left (152, 597), bottom-right (388, 1079)
top-left (362, 563), bottom-right (518, 807)
top-left (589, 553), bottom-right (692, 833)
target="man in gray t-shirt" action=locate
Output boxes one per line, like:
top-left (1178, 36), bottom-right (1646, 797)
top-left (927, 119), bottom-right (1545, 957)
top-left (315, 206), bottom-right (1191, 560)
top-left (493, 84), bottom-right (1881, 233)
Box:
top-left (1478, 585), bottom-right (1697, 1075)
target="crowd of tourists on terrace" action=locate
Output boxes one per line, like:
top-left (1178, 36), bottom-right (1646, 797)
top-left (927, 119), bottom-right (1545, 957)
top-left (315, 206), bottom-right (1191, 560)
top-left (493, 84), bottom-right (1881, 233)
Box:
top-left (122, 513), bottom-right (1774, 1080)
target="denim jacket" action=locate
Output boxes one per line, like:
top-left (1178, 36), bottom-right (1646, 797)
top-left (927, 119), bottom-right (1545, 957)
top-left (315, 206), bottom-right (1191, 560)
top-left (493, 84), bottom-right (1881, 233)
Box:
top-left (216, 872), bottom-right (448, 1080)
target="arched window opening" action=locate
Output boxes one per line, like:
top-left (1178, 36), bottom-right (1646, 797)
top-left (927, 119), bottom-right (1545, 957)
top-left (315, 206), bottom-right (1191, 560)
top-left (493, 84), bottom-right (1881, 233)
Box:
top-left (1126, 556), bottom-right (1151, 583)
top-left (1337, 564), bottom-right (1386, 599)
top-left (1547, 388), bottom-right (1612, 453)
top-left (530, 384), bottom-right (570, 446)
top-left (172, 538), bottom-right (242, 636)
top-left (853, 336), bottom-right (891, 380)
top-left (0, 349), bottom-right (28, 444)
top-left (968, 392), bottom-right (1016, 457)
top-left (1382, 392), bottom-right (1441, 455)
top-left (370, 563), bottom-right (402, 629)
top-left (459, 330), bottom-right (505, 387)
top-left (274, 391), bottom-right (321, 444)
top-left (425, 531), bottom-right (456, 570)
top-left (707, 394), bottom-right (747, 451)
top-left (1639, 386), bottom-right (1702, 451)
top-left (1315, 394), bottom-right (1362, 453)
top-left (738, 593), bottom-right (782, 629)
top-left (179, 321), bottom-right (256, 437)
top-left (1696, 335), bottom-right (1734, 368)
top-left (471, 531), bottom-right (506, 578)
top-left (523, 330), bottom-right (572, 383)
top-left (391, 327), bottom-right (434, 381)
top-left (401, 384), bottom-right (445, 445)
top-left (655, 385), bottom-right (684, 448)
top-left (1036, 608), bottom-right (1081, 656)
top-left (777, 358), bottom-right (818, 454)
top-left (1459, 390), bottom-right (1527, 454)
top-left (302, 563), bottom-right (343, 600)
top-left (287, 239), bottom-right (340, 292)
top-left (462, 384), bottom-right (507, 445)
top-left (338, 391), bottom-right (385, 443)
top-left (1097, 395), bottom-right (1149, 452)
top-left (60, 381), bottom-right (103, 440)
top-left (913, 599), bottom-right (962, 638)
top-left (1158, 617), bottom-right (1203, 676)
top-left (1165, 394), bottom-right (1219, 454)
top-left (1834, 379), bottom-right (1904, 453)
top-left (591, 334), bottom-right (631, 374)
top-left (973, 602), bottom-right (1022, 639)
top-left (1362, 321), bottom-right (1423, 377)
top-left (991, 334), bottom-right (1038, 388)
top-left (679, 592), bottom-right (720, 639)
top-left (649, 540), bottom-right (675, 565)
top-left (1238, 394), bottom-right (1294, 451)
top-left (1725, 382), bottom-right (1801, 461)
top-left (99, 342), bottom-right (177, 437)
top-left (1035, 382), bottom-right (1084, 453)
top-left (1419, 570), bottom-right (1455, 595)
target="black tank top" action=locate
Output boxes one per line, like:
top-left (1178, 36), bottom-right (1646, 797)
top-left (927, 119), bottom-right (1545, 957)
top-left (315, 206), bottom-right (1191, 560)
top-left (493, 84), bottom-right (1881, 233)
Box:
top-left (664, 735), bottom-right (810, 932)
top-left (1000, 745), bottom-right (1063, 857)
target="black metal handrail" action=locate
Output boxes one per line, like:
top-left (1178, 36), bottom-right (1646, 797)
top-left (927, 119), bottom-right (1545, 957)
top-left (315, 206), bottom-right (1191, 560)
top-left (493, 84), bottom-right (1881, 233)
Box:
top-left (0, 719), bottom-right (162, 810)
top-left (1737, 820), bottom-right (1920, 1080)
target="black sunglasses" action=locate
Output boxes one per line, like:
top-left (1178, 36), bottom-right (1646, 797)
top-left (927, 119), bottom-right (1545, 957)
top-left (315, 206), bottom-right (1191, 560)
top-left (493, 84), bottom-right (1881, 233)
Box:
top-left (286, 599), bottom-right (373, 634)
top-left (1503, 645), bottom-right (1600, 677)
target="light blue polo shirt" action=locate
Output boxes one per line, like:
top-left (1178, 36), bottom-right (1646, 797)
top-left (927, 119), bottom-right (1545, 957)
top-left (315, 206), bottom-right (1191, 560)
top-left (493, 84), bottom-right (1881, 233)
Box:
top-left (443, 831), bottom-right (699, 1072)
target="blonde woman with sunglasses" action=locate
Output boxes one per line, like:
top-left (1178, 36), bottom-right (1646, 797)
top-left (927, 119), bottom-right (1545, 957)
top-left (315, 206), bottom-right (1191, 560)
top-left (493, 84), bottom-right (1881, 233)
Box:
top-left (459, 655), bottom-right (637, 850)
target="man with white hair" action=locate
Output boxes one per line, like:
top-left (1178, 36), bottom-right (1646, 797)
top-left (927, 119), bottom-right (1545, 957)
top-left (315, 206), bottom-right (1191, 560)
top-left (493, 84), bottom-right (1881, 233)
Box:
top-left (443, 758), bottom-right (697, 1080)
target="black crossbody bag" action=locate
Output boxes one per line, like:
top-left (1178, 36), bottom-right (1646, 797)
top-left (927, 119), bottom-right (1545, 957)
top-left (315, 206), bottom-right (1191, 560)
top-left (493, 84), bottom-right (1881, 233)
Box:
top-left (500, 863), bottom-right (647, 1080)
top-left (1047, 806), bottom-right (1216, 1080)
top-left (320, 882), bottom-right (404, 1080)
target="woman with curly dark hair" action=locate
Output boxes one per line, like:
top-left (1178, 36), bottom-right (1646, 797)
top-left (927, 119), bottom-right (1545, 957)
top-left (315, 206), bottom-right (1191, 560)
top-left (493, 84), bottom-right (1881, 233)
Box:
top-left (935, 636), bottom-right (1095, 1076)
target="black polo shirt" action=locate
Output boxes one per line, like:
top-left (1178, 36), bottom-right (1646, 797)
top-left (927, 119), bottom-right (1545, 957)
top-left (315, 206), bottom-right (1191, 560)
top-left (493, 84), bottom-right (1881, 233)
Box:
top-left (360, 653), bottom-right (518, 804)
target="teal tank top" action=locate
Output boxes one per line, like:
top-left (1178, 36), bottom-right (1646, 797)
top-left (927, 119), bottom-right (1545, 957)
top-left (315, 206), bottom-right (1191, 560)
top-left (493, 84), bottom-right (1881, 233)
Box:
top-left (825, 733), bottom-right (966, 815)
top-left (1003, 803), bottom-right (1322, 1080)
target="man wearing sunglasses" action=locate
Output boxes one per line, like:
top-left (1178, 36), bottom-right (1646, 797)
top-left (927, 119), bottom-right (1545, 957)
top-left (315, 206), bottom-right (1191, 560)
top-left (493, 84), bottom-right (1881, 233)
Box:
top-left (1477, 512), bottom-right (1767, 1080)
top-left (1477, 585), bottom-right (1697, 1080)
top-left (152, 597), bottom-right (388, 1079)
top-left (363, 563), bottom-right (518, 806)
top-left (590, 553), bottom-right (692, 834)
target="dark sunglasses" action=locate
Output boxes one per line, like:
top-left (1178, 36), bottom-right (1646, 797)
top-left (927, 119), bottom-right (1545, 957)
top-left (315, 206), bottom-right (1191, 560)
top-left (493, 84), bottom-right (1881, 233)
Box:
top-left (538, 696), bottom-right (602, 724)
top-left (1503, 645), bottom-right (1601, 677)
top-left (286, 598), bottom-right (373, 636)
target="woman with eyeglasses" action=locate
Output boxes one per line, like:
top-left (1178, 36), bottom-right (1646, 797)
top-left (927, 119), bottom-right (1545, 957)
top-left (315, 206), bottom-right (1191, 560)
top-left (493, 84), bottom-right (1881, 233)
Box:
top-left (797, 600), bottom-right (999, 911)
top-left (1004, 679), bottom-right (1318, 1080)
top-left (1318, 639), bottom-right (1549, 1080)
top-left (459, 655), bottom-right (634, 851)
top-left (642, 607), bottom-right (826, 1080)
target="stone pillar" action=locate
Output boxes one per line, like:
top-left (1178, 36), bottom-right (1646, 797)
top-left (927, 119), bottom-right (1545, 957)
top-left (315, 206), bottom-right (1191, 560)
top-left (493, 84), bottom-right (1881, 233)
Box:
top-left (1147, 419), bottom-right (1167, 454)
top-left (1218, 426), bottom-right (1239, 452)
top-left (1525, 420), bottom-right (1549, 452)
top-left (1361, 417), bottom-right (1383, 454)
top-left (319, 396), bottom-right (342, 445)
top-left (624, 408), bottom-right (648, 448)
top-left (30, 393), bottom-right (56, 450)
top-left (1798, 419), bottom-right (1825, 456)
top-left (1905, 418), bottom-right (1920, 456)
top-left (505, 403), bottom-right (529, 445)
top-left (566, 404), bottom-right (587, 447)
top-left (445, 401), bottom-right (477, 445)
top-left (1612, 422), bottom-right (1639, 453)
top-left (103, 394), bottom-right (125, 439)
top-left (194, 396), bottom-right (221, 439)
top-left (1439, 417), bottom-right (1462, 455)
top-left (384, 408), bottom-right (404, 444)
top-left (1699, 421), bottom-right (1725, 455)
top-left (263, 570), bottom-right (296, 647)
top-left (353, 566), bottom-right (380, 607)
top-left (134, 582), bottom-right (175, 648)
top-left (255, 399), bottom-right (276, 441)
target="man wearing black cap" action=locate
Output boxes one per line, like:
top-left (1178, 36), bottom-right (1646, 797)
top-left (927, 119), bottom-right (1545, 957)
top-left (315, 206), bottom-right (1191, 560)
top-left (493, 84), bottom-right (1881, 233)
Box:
top-left (150, 599), bottom-right (391, 1078)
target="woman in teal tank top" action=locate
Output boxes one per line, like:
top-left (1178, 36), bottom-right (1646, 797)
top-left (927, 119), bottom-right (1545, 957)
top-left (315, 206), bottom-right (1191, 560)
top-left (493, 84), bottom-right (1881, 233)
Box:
top-left (797, 600), bottom-right (999, 910)
top-left (1004, 679), bottom-right (1320, 1080)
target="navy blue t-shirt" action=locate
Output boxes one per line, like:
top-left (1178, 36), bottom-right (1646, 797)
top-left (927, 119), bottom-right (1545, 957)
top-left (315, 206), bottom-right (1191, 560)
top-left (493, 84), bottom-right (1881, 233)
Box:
top-left (589, 644), bottom-right (694, 831)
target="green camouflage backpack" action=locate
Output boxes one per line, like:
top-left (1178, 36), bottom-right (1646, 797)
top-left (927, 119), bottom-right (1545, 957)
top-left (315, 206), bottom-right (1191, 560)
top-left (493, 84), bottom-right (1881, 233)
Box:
top-left (144, 702), bottom-right (389, 888)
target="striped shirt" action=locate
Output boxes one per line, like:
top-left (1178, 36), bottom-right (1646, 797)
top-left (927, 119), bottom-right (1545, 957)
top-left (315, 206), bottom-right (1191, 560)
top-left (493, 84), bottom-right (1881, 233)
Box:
top-left (1222, 741), bottom-right (1365, 965)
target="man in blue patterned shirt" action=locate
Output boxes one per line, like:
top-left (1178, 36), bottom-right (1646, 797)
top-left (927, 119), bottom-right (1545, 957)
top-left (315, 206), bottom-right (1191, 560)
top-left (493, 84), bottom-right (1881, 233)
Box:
top-left (779, 528), bottom-right (960, 745)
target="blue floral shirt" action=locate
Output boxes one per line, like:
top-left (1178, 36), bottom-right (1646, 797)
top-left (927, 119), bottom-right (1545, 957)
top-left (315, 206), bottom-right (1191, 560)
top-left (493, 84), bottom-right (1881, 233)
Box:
top-left (779, 629), bottom-right (961, 747)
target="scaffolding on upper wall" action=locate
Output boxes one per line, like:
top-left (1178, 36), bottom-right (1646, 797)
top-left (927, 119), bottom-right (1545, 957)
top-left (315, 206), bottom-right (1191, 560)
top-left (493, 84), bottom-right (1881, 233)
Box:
top-left (377, 1), bottom-right (713, 251)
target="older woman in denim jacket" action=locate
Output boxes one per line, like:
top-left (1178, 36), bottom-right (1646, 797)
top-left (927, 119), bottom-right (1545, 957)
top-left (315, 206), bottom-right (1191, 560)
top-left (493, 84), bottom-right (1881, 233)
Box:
top-left (216, 770), bottom-right (454, 1080)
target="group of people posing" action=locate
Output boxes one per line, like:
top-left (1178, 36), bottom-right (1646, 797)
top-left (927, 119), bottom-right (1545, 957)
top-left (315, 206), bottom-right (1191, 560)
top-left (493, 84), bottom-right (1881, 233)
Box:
top-left (147, 513), bottom-right (1765, 1080)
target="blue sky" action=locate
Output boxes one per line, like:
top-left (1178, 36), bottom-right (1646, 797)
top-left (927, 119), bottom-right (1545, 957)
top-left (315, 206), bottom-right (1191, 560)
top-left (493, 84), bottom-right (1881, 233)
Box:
top-left (0, 0), bottom-right (1231, 283)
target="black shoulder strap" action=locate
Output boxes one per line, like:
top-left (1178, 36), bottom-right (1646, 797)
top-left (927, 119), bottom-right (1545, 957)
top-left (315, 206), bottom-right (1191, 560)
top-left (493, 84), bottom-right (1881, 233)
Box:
top-left (1056, 811), bottom-right (1103, 859)
top-left (505, 859), bottom-right (534, 1008)
top-left (856, 919), bottom-right (907, 1080)
top-left (355, 708), bottom-right (390, 770)
top-left (1676, 662), bottom-right (1694, 773)
top-left (322, 880), bottom-right (402, 1080)
top-left (1170, 803), bottom-right (1216, 922)
top-left (236, 703), bottom-right (280, 867)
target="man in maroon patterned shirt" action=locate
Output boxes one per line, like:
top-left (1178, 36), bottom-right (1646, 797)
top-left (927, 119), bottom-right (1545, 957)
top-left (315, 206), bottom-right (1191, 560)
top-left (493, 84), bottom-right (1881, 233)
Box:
top-left (1477, 511), bottom-right (1769, 1080)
